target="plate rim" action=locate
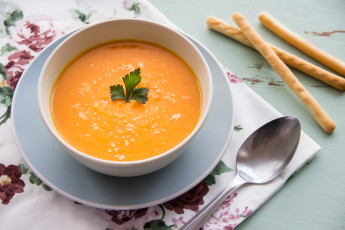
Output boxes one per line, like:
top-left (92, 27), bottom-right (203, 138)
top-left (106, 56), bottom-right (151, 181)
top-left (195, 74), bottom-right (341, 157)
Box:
top-left (11, 30), bottom-right (234, 210)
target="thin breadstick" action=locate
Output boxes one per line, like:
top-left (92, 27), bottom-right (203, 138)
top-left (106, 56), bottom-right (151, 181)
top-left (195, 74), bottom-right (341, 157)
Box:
top-left (258, 12), bottom-right (345, 76)
top-left (206, 16), bottom-right (345, 90)
top-left (206, 16), bottom-right (253, 47)
top-left (232, 12), bottom-right (336, 133)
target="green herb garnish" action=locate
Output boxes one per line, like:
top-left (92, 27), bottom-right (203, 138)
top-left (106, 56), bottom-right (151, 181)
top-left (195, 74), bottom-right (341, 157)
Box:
top-left (110, 68), bottom-right (149, 104)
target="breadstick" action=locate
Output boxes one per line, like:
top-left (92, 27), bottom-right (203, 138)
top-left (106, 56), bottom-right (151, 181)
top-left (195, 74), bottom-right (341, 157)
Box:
top-left (206, 16), bottom-right (253, 47)
top-left (206, 16), bottom-right (345, 90)
top-left (232, 12), bottom-right (336, 133)
top-left (271, 46), bottom-right (345, 90)
top-left (258, 12), bottom-right (345, 76)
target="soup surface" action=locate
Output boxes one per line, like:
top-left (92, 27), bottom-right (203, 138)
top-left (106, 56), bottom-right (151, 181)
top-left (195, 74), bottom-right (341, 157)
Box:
top-left (51, 40), bottom-right (201, 161)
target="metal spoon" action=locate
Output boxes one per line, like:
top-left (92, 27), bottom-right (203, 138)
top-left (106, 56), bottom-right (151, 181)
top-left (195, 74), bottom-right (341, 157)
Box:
top-left (181, 116), bottom-right (301, 230)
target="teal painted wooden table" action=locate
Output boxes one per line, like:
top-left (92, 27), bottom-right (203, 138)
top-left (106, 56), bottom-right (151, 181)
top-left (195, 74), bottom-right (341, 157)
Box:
top-left (150, 0), bottom-right (345, 229)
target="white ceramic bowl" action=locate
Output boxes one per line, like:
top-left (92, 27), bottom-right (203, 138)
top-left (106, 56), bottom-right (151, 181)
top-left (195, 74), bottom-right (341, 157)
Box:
top-left (37, 18), bottom-right (213, 177)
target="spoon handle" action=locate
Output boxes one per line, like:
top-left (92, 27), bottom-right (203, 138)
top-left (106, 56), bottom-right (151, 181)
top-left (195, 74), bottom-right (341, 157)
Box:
top-left (180, 175), bottom-right (245, 230)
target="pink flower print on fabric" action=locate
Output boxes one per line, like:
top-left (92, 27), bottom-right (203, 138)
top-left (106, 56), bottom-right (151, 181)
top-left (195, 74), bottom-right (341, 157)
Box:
top-left (202, 193), bottom-right (253, 230)
top-left (95, 206), bottom-right (162, 230)
top-left (4, 50), bottom-right (34, 90)
top-left (226, 70), bottom-right (242, 84)
top-left (172, 216), bottom-right (186, 226)
top-left (3, 15), bottom-right (62, 91)
top-left (0, 164), bottom-right (25, 204)
top-left (9, 15), bottom-right (63, 53)
top-left (123, 0), bottom-right (129, 9)
top-left (163, 179), bottom-right (209, 214)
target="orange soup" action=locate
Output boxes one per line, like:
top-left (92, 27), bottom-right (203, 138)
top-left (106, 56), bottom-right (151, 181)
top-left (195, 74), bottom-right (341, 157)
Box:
top-left (51, 40), bottom-right (201, 161)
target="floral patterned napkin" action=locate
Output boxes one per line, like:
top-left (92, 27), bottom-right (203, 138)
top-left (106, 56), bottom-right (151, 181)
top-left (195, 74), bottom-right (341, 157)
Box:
top-left (0, 0), bottom-right (320, 229)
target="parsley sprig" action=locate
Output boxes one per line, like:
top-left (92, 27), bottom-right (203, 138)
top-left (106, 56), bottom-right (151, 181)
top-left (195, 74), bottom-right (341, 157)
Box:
top-left (110, 68), bottom-right (149, 104)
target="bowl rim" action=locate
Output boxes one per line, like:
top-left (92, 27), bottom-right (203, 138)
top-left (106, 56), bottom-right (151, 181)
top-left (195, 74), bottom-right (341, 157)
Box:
top-left (37, 18), bottom-right (213, 167)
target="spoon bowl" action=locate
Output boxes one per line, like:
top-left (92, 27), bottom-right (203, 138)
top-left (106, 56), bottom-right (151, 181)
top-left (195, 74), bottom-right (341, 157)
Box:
top-left (237, 116), bottom-right (300, 183)
top-left (182, 116), bottom-right (301, 229)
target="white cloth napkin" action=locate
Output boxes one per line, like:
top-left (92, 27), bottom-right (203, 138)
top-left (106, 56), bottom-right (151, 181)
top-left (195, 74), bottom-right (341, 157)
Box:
top-left (0, 0), bottom-right (320, 229)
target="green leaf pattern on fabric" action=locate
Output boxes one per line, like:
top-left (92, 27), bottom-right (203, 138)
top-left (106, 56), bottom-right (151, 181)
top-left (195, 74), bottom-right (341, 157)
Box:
top-left (0, 86), bottom-right (13, 124)
top-left (72, 9), bottom-right (92, 24)
top-left (234, 125), bottom-right (243, 131)
top-left (206, 160), bottom-right (233, 186)
top-left (0, 63), bottom-right (7, 80)
top-left (0, 2), bottom-right (23, 35)
top-left (128, 3), bottom-right (141, 17)
top-left (0, 2), bottom-right (22, 125)
top-left (19, 163), bottom-right (52, 191)
top-left (0, 43), bottom-right (16, 55)
top-left (0, 85), bottom-right (12, 107)
top-left (143, 219), bottom-right (174, 230)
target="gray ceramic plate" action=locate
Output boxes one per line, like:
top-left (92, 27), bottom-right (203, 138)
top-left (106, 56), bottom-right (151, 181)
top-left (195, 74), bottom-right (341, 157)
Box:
top-left (12, 32), bottom-right (234, 210)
